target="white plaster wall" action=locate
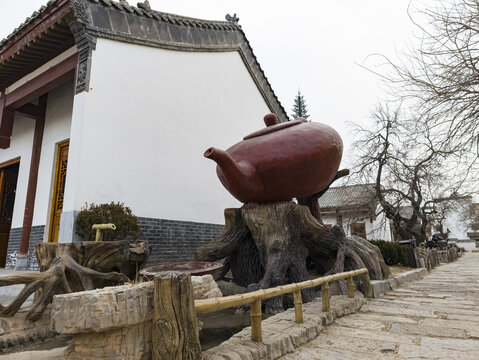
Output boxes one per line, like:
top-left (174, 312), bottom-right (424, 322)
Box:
top-left (451, 240), bottom-right (477, 250)
top-left (321, 210), bottom-right (392, 241)
top-left (63, 39), bottom-right (271, 224)
top-left (442, 210), bottom-right (470, 240)
top-left (0, 82), bottom-right (73, 229)
top-left (321, 215), bottom-right (336, 229)
top-left (32, 82), bottom-right (73, 227)
top-left (0, 115), bottom-right (34, 228)
top-left (366, 211), bottom-right (392, 241)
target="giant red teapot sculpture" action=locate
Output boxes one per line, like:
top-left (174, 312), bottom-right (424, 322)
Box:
top-left (204, 114), bottom-right (343, 204)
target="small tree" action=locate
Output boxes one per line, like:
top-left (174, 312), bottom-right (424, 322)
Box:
top-left (291, 90), bottom-right (310, 120)
top-left (75, 202), bottom-right (141, 242)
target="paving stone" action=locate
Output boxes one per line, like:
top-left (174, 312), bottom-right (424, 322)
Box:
top-left (396, 343), bottom-right (477, 360)
top-left (279, 253), bottom-right (479, 360)
top-left (389, 322), bottom-right (465, 338)
top-left (360, 301), bottom-right (437, 318)
top-left (419, 318), bottom-right (479, 338)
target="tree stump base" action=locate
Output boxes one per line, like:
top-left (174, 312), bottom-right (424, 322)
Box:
top-left (0, 241), bottom-right (150, 321)
top-left (196, 202), bottom-right (389, 312)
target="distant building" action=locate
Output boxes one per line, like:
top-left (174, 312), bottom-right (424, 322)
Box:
top-left (317, 184), bottom-right (393, 241)
top-left (442, 205), bottom-right (478, 250)
top-left (318, 184), bottom-right (475, 248)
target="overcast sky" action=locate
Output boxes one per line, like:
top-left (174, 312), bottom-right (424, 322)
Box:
top-left (0, 0), bottom-right (422, 166)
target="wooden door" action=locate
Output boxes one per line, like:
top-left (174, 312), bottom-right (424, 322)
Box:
top-left (48, 140), bottom-right (69, 242)
top-left (0, 159), bottom-right (20, 267)
top-left (350, 222), bottom-right (367, 240)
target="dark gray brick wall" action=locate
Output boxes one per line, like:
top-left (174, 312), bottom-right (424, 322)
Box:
top-left (3, 217), bottom-right (224, 269)
top-left (137, 217), bottom-right (224, 267)
top-left (5, 225), bottom-right (44, 270)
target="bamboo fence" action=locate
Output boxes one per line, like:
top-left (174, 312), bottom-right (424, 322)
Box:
top-left (194, 268), bottom-right (370, 342)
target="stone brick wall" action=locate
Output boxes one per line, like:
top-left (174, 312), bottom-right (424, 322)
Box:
top-left (137, 217), bottom-right (224, 267)
top-left (5, 226), bottom-right (44, 270)
top-left (3, 217), bottom-right (224, 269)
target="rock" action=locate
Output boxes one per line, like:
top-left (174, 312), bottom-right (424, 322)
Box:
top-left (0, 307), bottom-right (54, 352)
top-left (51, 275), bottom-right (222, 359)
top-left (216, 280), bottom-right (247, 296)
top-left (0, 347), bottom-right (66, 360)
top-left (191, 275), bottom-right (222, 299)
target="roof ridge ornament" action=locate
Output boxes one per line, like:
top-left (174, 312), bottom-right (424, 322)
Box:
top-left (225, 13), bottom-right (239, 24)
top-left (137, 0), bottom-right (151, 11)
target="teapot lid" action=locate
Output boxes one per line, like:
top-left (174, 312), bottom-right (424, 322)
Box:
top-left (243, 114), bottom-right (304, 140)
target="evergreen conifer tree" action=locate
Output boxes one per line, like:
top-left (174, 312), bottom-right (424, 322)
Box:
top-left (291, 90), bottom-right (310, 120)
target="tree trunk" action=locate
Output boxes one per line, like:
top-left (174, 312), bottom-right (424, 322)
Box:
top-left (242, 202), bottom-right (315, 312)
top-left (152, 272), bottom-right (201, 360)
top-left (0, 241), bottom-right (150, 321)
top-left (196, 202), bottom-right (389, 312)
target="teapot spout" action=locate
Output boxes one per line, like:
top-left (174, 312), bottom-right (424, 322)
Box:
top-left (204, 147), bottom-right (262, 201)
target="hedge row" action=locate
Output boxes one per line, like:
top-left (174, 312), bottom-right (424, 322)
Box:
top-left (369, 239), bottom-right (407, 266)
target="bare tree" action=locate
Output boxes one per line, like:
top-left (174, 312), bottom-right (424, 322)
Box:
top-left (462, 201), bottom-right (479, 230)
top-left (378, 0), bottom-right (479, 157)
top-left (432, 197), bottom-right (471, 239)
top-left (353, 103), bottom-right (471, 244)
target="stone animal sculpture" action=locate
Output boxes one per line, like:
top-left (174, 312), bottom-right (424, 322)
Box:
top-left (204, 113), bottom-right (343, 203)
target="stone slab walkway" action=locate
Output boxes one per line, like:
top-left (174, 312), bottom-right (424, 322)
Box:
top-left (281, 252), bottom-right (479, 360)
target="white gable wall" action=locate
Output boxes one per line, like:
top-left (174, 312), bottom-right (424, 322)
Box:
top-left (0, 82), bottom-right (73, 231)
top-left (62, 39), bottom-right (271, 228)
top-left (321, 209), bottom-right (393, 242)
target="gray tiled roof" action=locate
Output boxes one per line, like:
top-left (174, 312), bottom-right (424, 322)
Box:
top-left (318, 184), bottom-right (377, 209)
top-left (0, 0), bottom-right (238, 47)
top-left (0, 0), bottom-right (288, 121)
top-left (0, 0), bottom-right (58, 47)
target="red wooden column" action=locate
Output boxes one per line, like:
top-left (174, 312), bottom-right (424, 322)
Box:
top-left (0, 96), bottom-right (15, 149)
top-left (16, 95), bottom-right (48, 269)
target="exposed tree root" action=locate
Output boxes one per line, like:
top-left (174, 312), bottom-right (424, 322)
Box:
top-left (196, 201), bottom-right (390, 312)
top-left (0, 241), bottom-right (149, 321)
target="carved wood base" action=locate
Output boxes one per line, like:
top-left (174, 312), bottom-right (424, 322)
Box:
top-left (196, 202), bottom-right (389, 312)
top-left (0, 241), bottom-right (150, 321)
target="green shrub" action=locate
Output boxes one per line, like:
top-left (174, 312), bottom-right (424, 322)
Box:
top-left (369, 239), bottom-right (407, 266)
top-left (75, 202), bottom-right (141, 242)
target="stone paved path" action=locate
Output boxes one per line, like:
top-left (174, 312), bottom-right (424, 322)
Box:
top-left (281, 252), bottom-right (479, 359)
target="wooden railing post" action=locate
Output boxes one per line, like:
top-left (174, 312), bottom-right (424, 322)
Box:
top-left (359, 272), bottom-right (373, 298)
top-left (153, 271), bottom-right (202, 360)
top-left (194, 268), bottom-right (371, 344)
top-left (322, 282), bottom-right (330, 312)
top-left (293, 290), bottom-right (303, 323)
top-left (347, 276), bottom-right (355, 298)
top-left (251, 299), bottom-right (262, 342)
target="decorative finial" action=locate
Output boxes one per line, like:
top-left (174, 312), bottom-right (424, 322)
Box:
top-left (137, 0), bottom-right (151, 11)
top-left (120, 0), bottom-right (130, 6)
top-left (225, 13), bottom-right (239, 24)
